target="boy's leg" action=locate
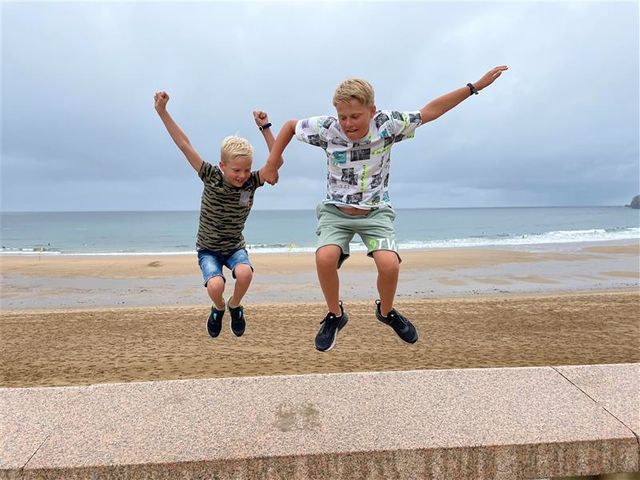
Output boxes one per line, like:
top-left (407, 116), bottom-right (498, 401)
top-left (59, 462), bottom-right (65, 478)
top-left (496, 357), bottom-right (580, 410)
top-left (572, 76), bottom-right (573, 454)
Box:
top-left (361, 207), bottom-right (417, 343)
top-left (371, 251), bottom-right (418, 344)
top-left (315, 246), bottom-right (352, 351)
top-left (198, 249), bottom-right (226, 309)
top-left (226, 248), bottom-right (254, 307)
top-left (229, 264), bottom-right (252, 306)
top-left (314, 203), bottom-right (353, 351)
top-left (360, 206), bottom-right (400, 314)
top-left (206, 277), bottom-right (226, 310)
top-left (315, 245), bottom-right (343, 315)
top-left (226, 249), bottom-right (254, 337)
top-left (371, 250), bottom-right (400, 316)
top-left (198, 249), bottom-right (226, 338)
top-left (315, 203), bottom-right (353, 315)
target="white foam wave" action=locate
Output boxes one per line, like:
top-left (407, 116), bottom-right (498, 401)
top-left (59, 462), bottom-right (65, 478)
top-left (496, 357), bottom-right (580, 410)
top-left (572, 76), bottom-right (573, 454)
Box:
top-left (2, 228), bottom-right (637, 256)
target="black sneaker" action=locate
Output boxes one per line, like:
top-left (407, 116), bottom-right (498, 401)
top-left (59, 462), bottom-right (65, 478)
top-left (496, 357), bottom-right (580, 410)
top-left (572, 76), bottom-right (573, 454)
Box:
top-left (228, 304), bottom-right (246, 337)
top-left (375, 300), bottom-right (418, 344)
top-left (315, 303), bottom-right (349, 352)
top-left (207, 306), bottom-right (224, 338)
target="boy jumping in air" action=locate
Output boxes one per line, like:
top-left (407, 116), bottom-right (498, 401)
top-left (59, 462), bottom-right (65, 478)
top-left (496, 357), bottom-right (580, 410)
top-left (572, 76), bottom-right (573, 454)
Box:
top-left (154, 91), bottom-right (282, 338)
top-left (261, 66), bottom-right (508, 351)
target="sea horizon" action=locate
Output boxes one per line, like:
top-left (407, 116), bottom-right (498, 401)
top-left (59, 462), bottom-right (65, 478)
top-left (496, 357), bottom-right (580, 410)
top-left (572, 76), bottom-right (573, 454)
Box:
top-left (2, 203), bottom-right (637, 214)
top-left (1, 206), bottom-right (638, 256)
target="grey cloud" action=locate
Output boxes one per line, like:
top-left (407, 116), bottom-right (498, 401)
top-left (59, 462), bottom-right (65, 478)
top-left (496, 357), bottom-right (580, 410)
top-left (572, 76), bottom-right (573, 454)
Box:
top-left (1, 1), bottom-right (638, 211)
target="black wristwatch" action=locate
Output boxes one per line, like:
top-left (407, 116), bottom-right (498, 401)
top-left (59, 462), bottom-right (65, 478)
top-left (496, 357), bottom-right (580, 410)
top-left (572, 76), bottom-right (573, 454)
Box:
top-left (467, 83), bottom-right (478, 95)
top-left (258, 122), bottom-right (272, 132)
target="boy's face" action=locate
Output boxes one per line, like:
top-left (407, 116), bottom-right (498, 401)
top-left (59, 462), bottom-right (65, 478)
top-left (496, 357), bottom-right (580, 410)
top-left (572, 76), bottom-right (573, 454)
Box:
top-left (219, 156), bottom-right (252, 187)
top-left (335, 99), bottom-right (376, 142)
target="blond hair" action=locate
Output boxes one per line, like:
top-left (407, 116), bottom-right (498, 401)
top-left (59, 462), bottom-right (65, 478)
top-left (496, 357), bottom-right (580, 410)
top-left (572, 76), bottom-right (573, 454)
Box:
top-left (332, 78), bottom-right (375, 107)
top-left (220, 135), bottom-right (253, 164)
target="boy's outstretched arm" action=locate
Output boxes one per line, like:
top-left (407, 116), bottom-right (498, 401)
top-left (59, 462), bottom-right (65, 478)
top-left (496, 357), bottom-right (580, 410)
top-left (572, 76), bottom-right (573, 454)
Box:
top-left (154, 91), bottom-right (204, 173)
top-left (260, 119), bottom-right (297, 185)
top-left (253, 111), bottom-right (284, 185)
top-left (419, 65), bottom-right (508, 124)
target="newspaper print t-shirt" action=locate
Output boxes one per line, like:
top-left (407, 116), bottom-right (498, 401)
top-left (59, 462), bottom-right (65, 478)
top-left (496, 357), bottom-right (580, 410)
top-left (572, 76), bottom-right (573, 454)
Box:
top-left (196, 161), bottom-right (262, 255)
top-left (295, 110), bottom-right (422, 208)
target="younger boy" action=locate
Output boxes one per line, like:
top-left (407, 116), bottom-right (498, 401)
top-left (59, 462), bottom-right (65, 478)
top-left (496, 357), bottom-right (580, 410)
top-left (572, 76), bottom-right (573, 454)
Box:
top-left (261, 66), bottom-right (508, 351)
top-left (154, 91), bottom-right (282, 338)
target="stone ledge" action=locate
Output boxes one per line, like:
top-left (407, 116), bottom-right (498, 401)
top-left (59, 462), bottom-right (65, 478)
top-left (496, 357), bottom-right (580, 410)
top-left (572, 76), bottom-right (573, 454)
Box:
top-left (2, 364), bottom-right (638, 479)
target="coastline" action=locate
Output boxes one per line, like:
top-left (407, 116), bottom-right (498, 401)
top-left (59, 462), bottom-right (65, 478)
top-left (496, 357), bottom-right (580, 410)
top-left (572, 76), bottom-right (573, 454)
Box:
top-left (1, 239), bottom-right (638, 387)
top-left (1, 239), bottom-right (637, 310)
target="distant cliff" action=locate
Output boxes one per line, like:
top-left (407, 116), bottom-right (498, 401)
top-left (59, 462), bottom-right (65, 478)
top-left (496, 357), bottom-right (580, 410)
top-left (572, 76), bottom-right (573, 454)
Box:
top-left (627, 195), bottom-right (640, 209)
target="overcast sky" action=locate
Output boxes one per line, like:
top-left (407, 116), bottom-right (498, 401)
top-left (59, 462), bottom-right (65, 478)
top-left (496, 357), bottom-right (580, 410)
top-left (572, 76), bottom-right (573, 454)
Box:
top-left (1, 0), bottom-right (638, 212)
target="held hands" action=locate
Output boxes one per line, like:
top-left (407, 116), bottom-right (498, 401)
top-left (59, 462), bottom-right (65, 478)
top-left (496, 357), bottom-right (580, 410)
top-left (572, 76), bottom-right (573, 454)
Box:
top-left (474, 66), bottom-right (509, 91)
top-left (154, 91), bottom-right (169, 113)
top-left (261, 164), bottom-right (279, 185)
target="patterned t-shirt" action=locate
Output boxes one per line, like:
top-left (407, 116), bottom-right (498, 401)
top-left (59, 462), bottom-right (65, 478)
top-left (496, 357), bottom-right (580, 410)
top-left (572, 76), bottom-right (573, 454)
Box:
top-left (295, 110), bottom-right (422, 208)
top-left (196, 162), bottom-right (262, 255)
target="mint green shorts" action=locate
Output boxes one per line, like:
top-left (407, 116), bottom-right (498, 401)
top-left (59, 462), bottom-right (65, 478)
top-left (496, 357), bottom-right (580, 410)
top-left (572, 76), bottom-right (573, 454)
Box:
top-left (315, 203), bottom-right (400, 268)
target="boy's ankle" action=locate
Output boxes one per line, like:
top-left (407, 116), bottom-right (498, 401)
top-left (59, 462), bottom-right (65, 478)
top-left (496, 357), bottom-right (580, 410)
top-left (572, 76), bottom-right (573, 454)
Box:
top-left (328, 301), bottom-right (344, 317)
top-left (213, 301), bottom-right (225, 311)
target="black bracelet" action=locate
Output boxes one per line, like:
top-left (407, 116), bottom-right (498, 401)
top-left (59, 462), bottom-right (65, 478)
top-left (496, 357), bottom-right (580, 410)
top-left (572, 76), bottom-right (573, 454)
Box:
top-left (259, 122), bottom-right (272, 131)
top-left (467, 83), bottom-right (478, 95)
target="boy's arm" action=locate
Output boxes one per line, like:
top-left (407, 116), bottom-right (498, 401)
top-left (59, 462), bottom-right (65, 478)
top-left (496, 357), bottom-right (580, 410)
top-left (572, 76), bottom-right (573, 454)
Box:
top-left (253, 110), bottom-right (276, 151)
top-left (419, 65), bottom-right (508, 124)
top-left (154, 91), bottom-right (204, 173)
top-left (253, 111), bottom-right (284, 185)
top-left (259, 119), bottom-right (297, 185)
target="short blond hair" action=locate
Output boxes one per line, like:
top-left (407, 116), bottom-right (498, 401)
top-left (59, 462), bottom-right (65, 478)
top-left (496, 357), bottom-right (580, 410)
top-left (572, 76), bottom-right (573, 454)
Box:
top-left (220, 135), bottom-right (253, 164)
top-left (332, 78), bottom-right (375, 107)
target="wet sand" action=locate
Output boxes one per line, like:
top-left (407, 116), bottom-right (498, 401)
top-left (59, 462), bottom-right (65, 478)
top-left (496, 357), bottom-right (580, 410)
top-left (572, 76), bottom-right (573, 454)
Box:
top-left (1, 241), bottom-right (638, 310)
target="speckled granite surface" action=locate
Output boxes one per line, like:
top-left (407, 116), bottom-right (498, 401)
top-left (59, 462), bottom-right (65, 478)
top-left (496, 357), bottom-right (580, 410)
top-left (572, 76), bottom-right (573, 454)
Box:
top-left (2, 365), bottom-right (638, 479)
top-left (556, 363), bottom-right (639, 435)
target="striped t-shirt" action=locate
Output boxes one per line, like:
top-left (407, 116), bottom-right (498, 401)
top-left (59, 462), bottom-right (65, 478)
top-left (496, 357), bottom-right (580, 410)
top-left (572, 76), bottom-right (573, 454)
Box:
top-left (196, 162), bottom-right (262, 255)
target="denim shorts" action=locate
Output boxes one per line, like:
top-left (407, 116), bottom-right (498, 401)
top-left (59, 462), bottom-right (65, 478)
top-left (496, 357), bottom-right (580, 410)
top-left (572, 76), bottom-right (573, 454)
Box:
top-left (197, 248), bottom-right (253, 286)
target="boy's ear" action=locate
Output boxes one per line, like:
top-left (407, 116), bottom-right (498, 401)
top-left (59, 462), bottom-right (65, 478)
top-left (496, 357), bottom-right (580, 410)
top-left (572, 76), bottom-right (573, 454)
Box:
top-left (369, 105), bottom-right (376, 117)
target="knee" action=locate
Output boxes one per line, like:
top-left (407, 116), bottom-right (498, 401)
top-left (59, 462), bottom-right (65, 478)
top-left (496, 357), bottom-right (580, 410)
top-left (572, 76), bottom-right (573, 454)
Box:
top-left (234, 264), bottom-right (253, 283)
top-left (375, 253), bottom-right (400, 275)
top-left (379, 262), bottom-right (399, 277)
top-left (206, 275), bottom-right (225, 293)
top-left (316, 246), bottom-right (341, 270)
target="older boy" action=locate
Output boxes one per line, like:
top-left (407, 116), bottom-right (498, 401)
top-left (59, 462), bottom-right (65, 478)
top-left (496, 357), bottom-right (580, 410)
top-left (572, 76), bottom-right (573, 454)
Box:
top-left (154, 91), bottom-right (282, 338)
top-left (261, 66), bottom-right (508, 352)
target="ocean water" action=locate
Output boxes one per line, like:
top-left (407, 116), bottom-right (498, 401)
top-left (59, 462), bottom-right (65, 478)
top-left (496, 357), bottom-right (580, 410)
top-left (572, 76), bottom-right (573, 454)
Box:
top-left (1, 207), bottom-right (638, 256)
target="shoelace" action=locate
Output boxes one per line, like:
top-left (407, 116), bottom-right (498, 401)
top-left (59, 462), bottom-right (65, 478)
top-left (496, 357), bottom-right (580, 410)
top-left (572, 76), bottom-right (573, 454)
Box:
top-left (389, 311), bottom-right (409, 329)
top-left (319, 314), bottom-right (338, 333)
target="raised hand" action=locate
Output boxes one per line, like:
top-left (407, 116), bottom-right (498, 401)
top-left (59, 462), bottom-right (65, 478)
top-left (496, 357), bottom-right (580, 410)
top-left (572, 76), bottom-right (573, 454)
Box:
top-left (154, 91), bottom-right (170, 113)
top-left (474, 66), bottom-right (509, 91)
top-left (253, 110), bottom-right (270, 129)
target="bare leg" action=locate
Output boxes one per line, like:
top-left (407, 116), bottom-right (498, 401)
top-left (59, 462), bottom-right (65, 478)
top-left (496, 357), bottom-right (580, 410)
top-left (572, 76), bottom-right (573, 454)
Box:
top-left (372, 250), bottom-right (400, 316)
top-left (229, 264), bottom-right (253, 307)
top-left (206, 276), bottom-right (226, 310)
top-left (315, 245), bottom-right (343, 315)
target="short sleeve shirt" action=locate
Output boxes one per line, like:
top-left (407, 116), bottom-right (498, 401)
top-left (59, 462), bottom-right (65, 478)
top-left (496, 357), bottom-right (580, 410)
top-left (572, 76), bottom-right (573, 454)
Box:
top-left (295, 110), bottom-right (422, 208)
top-left (196, 162), bottom-right (262, 255)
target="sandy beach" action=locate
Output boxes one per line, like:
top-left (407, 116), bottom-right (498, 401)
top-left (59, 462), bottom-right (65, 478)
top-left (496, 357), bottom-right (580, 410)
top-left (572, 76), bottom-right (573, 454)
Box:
top-left (1, 241), bottom-right (638, 387)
